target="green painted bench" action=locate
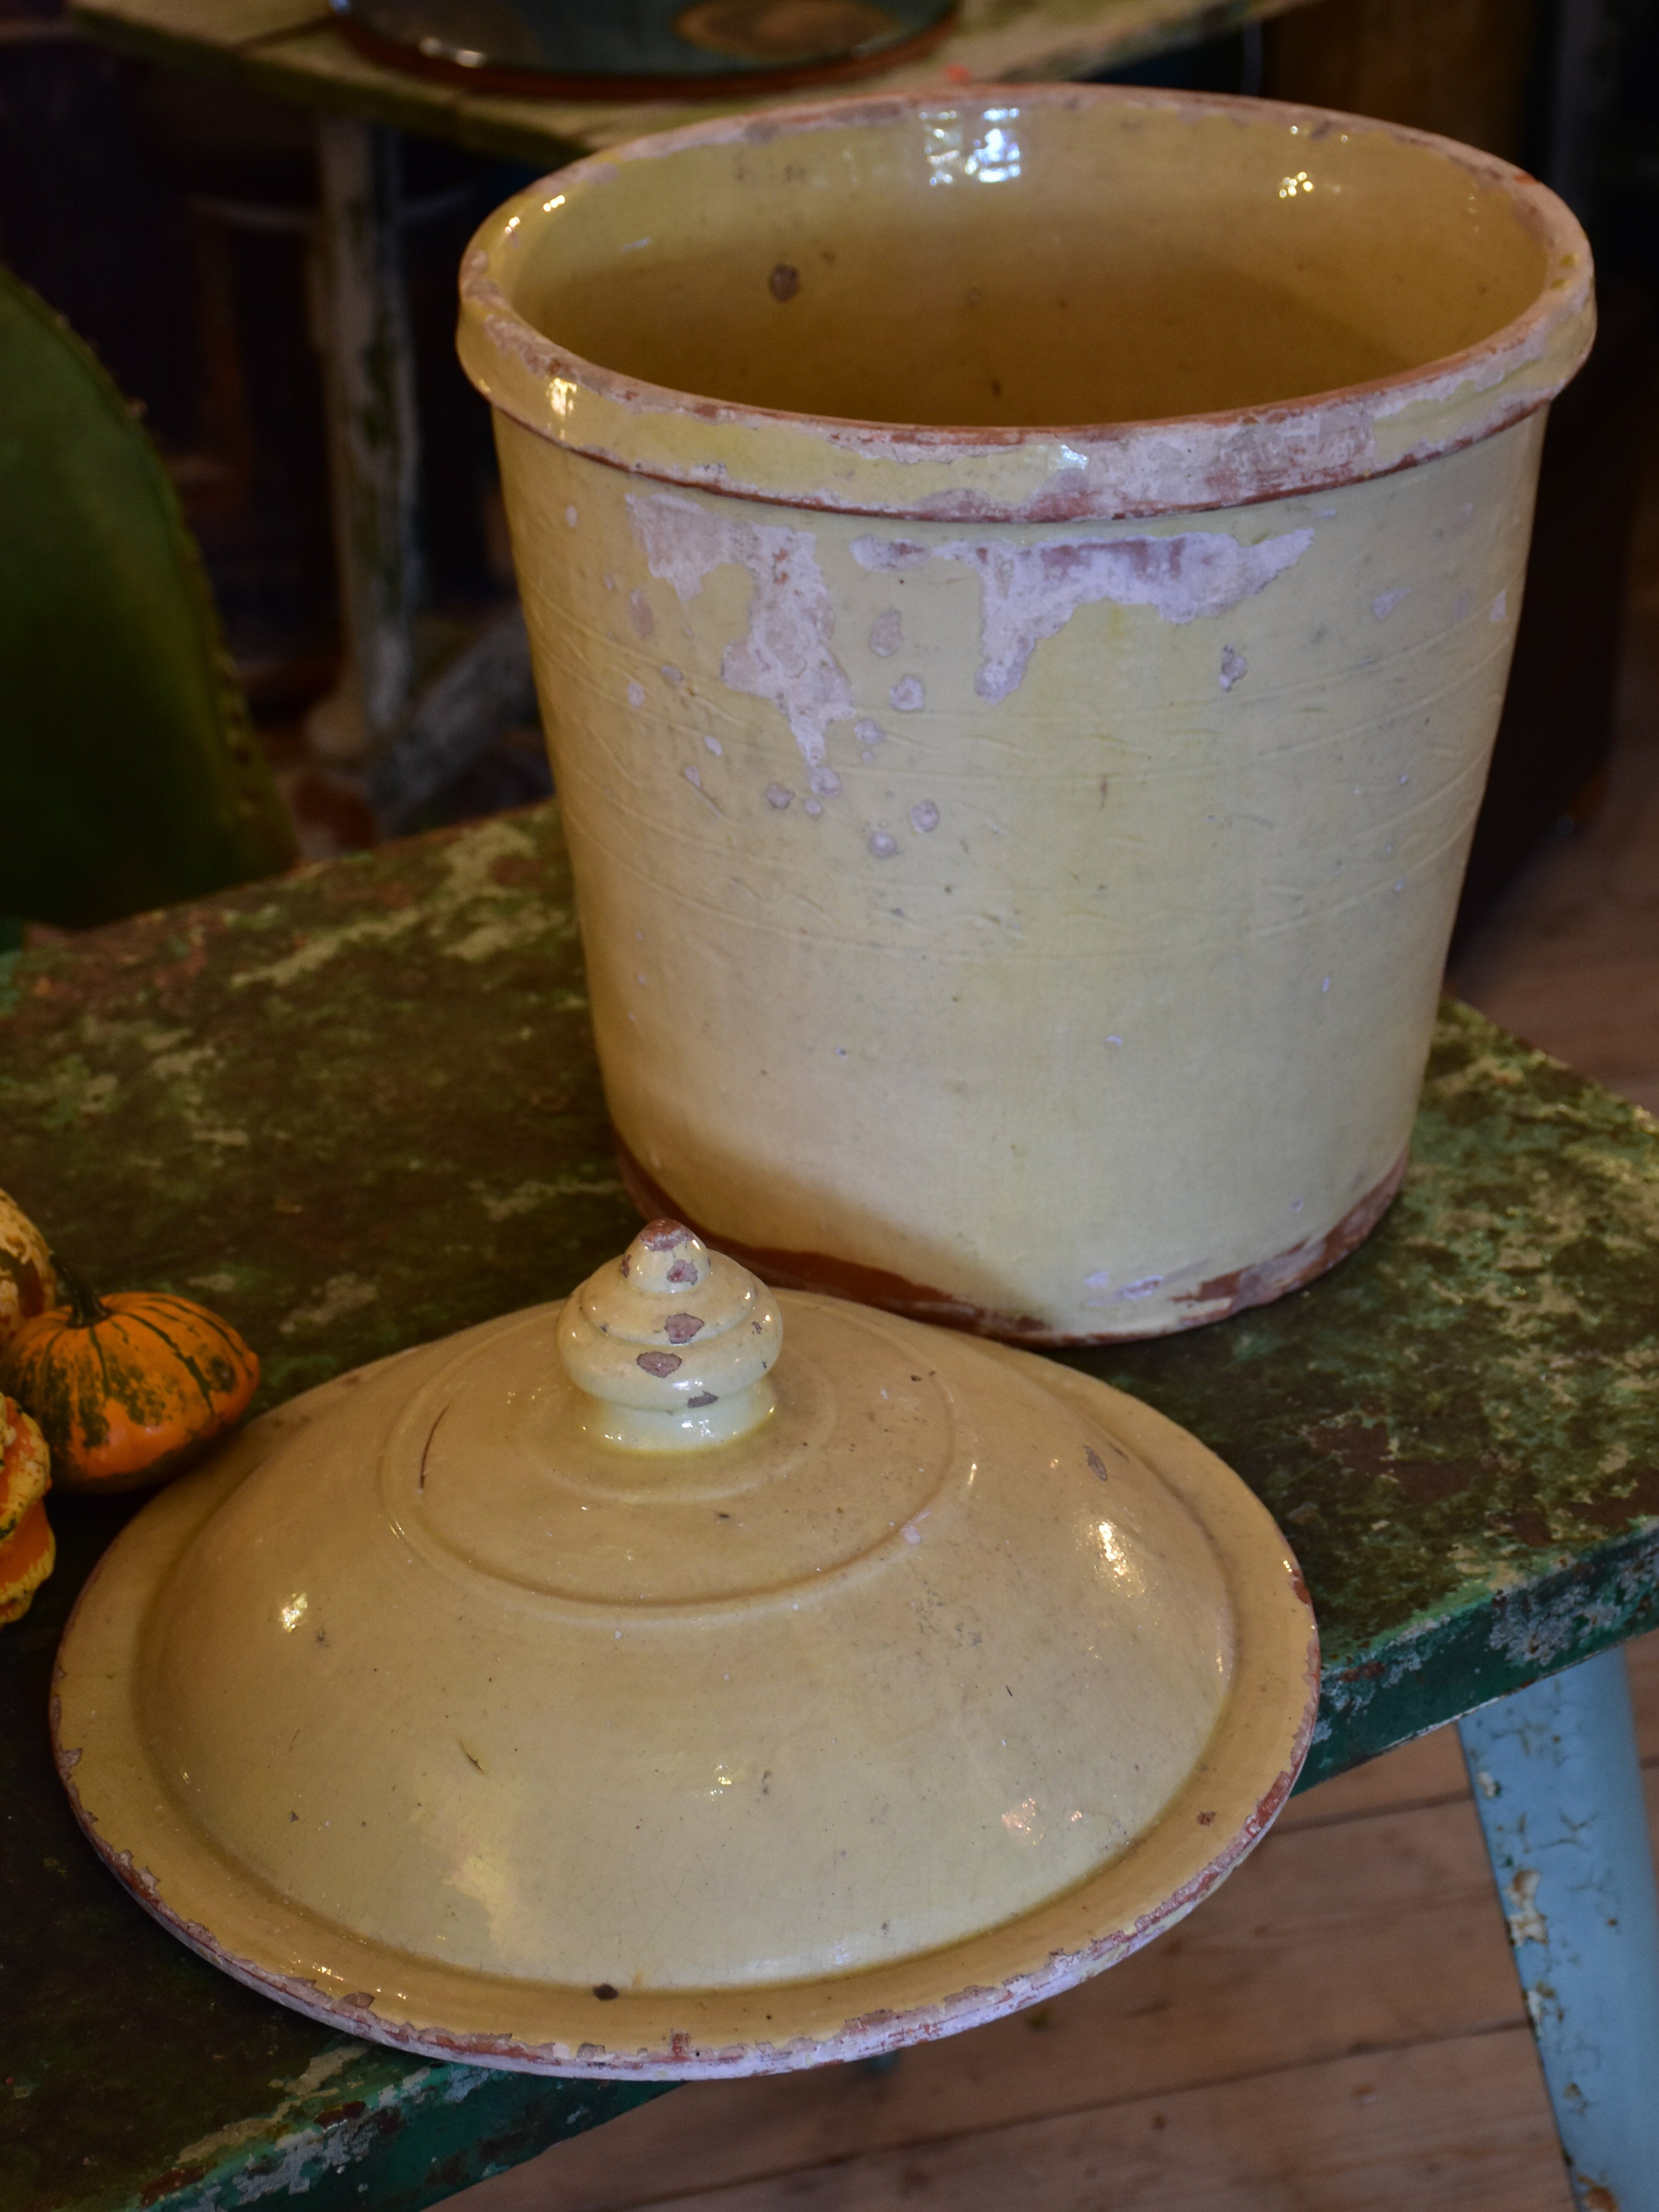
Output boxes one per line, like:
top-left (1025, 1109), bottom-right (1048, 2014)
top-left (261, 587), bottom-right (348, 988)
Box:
top-left (4, 802), bottom-right (1657, 2211)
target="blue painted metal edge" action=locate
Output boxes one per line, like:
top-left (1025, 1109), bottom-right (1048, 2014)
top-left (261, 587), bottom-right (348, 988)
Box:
top-left (1458, 1649), bottom-right (1659, 2212)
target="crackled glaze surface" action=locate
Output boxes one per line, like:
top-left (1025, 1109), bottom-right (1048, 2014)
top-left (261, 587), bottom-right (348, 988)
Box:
top-left (460, 87), bottom-right (1594, 1342)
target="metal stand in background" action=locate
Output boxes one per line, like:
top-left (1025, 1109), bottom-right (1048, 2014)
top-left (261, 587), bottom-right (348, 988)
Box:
top-left (308, 115), bottom-right (422, 763)
top-left (366, 600), bottom-right (538, 833)
top-left (1460, 1649), bottom-right (1659, 2212)
top-left (304, 119), bottom-right (542, 824)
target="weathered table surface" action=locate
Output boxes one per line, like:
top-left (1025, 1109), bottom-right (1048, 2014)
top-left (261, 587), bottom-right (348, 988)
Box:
top-left (4, 801), bottom-right (1657, 2212)
top-left (67, 0), bottom-right (1317, 169)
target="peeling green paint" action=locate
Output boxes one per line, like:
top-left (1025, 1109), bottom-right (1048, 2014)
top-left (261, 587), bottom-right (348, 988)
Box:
top-left (1066, 999), bottom-right (1659, 1785)
top-left (3, 802), bottom-right (1656, 2209)
top-left (99, 2042), bottom-right (659, 2212)
top-left (0, 809), bottom-right (609, 1415)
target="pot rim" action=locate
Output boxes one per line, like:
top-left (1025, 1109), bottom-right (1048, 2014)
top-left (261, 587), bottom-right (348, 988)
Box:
top-left (458, 82), bottom-right (1596, 524)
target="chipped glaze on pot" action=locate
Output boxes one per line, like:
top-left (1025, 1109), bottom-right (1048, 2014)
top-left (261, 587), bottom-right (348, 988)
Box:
top-left (458, 87), bottom-right (1594, 1343)
top-left (51, 1225), bottom-right (1316, 2077)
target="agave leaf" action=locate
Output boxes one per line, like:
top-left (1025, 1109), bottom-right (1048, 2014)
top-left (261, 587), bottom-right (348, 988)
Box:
top-left (0, 267), bottom-right (298, 929)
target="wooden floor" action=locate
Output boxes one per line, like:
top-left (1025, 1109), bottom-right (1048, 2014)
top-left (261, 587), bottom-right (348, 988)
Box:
top-left (446, 461), bottom-right (1659, 2212)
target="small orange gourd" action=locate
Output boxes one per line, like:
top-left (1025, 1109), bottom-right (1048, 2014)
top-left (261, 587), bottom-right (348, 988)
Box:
top-left (0, 1186), bottom-right (57, 1354)
top-left (1, 1273), bottom-right (259, 1493)
top-left (1, 1392), bottom-right (53, 1623)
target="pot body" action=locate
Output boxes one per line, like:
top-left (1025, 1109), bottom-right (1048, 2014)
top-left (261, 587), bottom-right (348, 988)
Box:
top-left (462, 88), bottom-right (1593, 1341)
top-left (497, 414), bottom-right (1539, 1337)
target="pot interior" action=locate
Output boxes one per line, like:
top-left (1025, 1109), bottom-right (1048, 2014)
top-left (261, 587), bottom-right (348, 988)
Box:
top-left (503, 94), bottom-right (1551, 430)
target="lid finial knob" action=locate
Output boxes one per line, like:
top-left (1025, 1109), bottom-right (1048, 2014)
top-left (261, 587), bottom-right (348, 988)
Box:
top-left (557, 1220), bottom-right (782, 1452)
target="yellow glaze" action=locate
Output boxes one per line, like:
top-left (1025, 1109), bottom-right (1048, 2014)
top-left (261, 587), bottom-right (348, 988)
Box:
top-left (53, 1232), bottom-right (1315, 2075)
top-left (460, 88), bottom-right (1593, 1342)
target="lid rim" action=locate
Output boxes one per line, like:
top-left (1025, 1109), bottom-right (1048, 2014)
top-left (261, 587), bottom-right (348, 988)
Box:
top-left (67, 1725), bottom-right (1309, 2078)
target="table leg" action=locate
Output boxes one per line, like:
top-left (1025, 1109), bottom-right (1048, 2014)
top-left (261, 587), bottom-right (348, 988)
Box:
top-left (309, 115), bottom-right (422, 760)
top-left (1458, 1647), bottom-right (1659, 2211)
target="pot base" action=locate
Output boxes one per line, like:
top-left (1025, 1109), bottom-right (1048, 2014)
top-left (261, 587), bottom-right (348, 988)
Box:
top-left (615, 1138), bottom-right (1409, 1345)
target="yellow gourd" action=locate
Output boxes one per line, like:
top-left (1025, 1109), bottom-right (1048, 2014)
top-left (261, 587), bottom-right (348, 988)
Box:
top-left (0, 1187), bottom-right (56, 1354)
top-left (0, 1392), bottom-right (53, 1625)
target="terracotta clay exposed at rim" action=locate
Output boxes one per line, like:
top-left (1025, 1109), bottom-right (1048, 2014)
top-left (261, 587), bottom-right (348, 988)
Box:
top-left (458, 84), bottom-right (1595, 523)
top-left (616, 1138), bottom-right (1409, 1345)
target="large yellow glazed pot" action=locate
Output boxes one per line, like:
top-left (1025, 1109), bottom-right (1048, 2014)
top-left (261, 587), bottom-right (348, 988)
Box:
top-left (458, 88), bottom-right (1594, 1344)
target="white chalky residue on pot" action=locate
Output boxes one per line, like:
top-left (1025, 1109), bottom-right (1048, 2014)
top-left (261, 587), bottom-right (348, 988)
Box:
top-left (565, 505), bottom-right (578, 528)
top-left (869, 610), bottom-right (903, 657)
top-left (764, 784), bottom-right (793, 809)
top-left (869, 831), bottom-right (898, 858)
top-left (852, 528), bottom-right (1315, 703)
top-left (628, 589), bottom-right (655, 639)
top-left (1372, 587), bottom-right (1410, 620)
top-left (627, 682), bottom-right (646, 710)
top-left (628, 491), bottom-right (855, 770)
top-left (911, 800), bottom-right (940, 833)
top-left (1219, 645), bottom-right (1247, 691)
top-left (810, 767), bottom-right (841, 797)
top-left (1490, 590), bottom-right (1509, 622)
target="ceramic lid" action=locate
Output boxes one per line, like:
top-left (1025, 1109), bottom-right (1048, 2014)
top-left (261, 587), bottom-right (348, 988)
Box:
top-left (54, 1222), bottom-right (1316, 2075)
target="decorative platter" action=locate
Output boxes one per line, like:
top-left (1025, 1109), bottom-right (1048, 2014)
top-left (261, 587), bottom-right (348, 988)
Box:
top-left (328, 0), bottom-right (959, 100)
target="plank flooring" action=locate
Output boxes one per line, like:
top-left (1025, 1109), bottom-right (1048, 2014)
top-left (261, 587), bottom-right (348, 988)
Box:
top-left (444, 412), bottom-right (1659, 2212)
